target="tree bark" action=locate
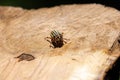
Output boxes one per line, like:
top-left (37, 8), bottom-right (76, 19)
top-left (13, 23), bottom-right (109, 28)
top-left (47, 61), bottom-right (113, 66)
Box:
top-left (0, 4), bottom-right (120, 80)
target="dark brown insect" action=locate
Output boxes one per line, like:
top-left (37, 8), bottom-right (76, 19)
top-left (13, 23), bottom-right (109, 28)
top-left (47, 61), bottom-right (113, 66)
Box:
top-left (15, 53), bottom-right (35, 62)
top-left (45, 30), bottom-right (69, 48)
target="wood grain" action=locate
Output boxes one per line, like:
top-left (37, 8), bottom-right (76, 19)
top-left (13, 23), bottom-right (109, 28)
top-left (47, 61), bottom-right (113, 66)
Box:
top-left (0, 4), bottom-right (120, 80)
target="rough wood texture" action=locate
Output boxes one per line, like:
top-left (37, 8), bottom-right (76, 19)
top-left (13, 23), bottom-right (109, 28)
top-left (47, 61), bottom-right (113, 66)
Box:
top-left (0, 4), bottom-right (120, 80)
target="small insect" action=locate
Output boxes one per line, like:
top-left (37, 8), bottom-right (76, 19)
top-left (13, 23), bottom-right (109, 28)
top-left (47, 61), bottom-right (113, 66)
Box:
top-left (15, 53), bottom-right (35, 62)
top-left (45, 30), bottom-right (69, 48)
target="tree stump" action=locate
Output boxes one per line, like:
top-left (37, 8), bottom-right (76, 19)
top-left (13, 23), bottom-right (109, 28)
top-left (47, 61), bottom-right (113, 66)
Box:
top-left (0, 4), bottom-right (120, 80)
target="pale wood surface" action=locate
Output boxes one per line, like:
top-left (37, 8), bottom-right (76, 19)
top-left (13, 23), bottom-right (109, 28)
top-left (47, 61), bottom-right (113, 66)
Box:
top-left (0, 4), bottom-right (120, 80)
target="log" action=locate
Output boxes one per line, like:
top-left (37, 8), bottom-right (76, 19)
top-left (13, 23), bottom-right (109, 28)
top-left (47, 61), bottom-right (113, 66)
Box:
top-left (0, 4), bottom-right (120, 80)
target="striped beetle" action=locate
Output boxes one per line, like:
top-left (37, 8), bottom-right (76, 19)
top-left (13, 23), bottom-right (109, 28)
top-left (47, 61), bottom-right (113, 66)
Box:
top-left (45, 30), bottom-right (68, 48)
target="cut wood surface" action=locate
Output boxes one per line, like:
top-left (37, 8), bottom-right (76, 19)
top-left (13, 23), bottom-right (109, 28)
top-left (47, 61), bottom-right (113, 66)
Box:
top-left (0, 4), bottom-right (120, 80)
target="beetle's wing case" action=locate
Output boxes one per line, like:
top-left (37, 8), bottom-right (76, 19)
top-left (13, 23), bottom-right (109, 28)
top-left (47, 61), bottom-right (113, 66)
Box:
top-left (54, 30), bottom-right (61, 39)
top-left (50, 30), bottom-right (63, 42)
top-left (50, 30), bottom-right (55, 38)
top-left (53, 30), bottom-right (58, 37)
top-left (50, 30), bottom-right (59, 38)
top-left (50, 32), bottom-right (54, 38)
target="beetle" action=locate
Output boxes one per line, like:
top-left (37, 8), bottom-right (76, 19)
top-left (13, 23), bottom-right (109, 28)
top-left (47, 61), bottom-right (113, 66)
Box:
top-left (45, 30), bottom-right (69, 48)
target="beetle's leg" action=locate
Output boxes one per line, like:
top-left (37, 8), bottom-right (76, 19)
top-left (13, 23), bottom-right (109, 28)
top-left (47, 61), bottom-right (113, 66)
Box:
top-left (63, 40), bottom-right (67, 44)
top-left (50, 44), bottom-right (54, 48)
top-left (61, 32), bottom-right (64, 35)
top-left (44, 37), bottom-right (51, 40)
top-left (63, 38), bottom-right (70, 44)
top-left (44, 37), bottom-right (51, 43)
top-left (45, 37), bottom-right (55, 48)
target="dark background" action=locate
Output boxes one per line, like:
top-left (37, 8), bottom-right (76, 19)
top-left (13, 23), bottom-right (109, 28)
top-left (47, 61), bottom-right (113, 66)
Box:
top-left (0, 0), bottom-right (119, 10)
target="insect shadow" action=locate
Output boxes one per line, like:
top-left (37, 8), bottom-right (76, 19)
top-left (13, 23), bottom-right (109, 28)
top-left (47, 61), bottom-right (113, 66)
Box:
top-left (45, 30), bottom-right (69, 48)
